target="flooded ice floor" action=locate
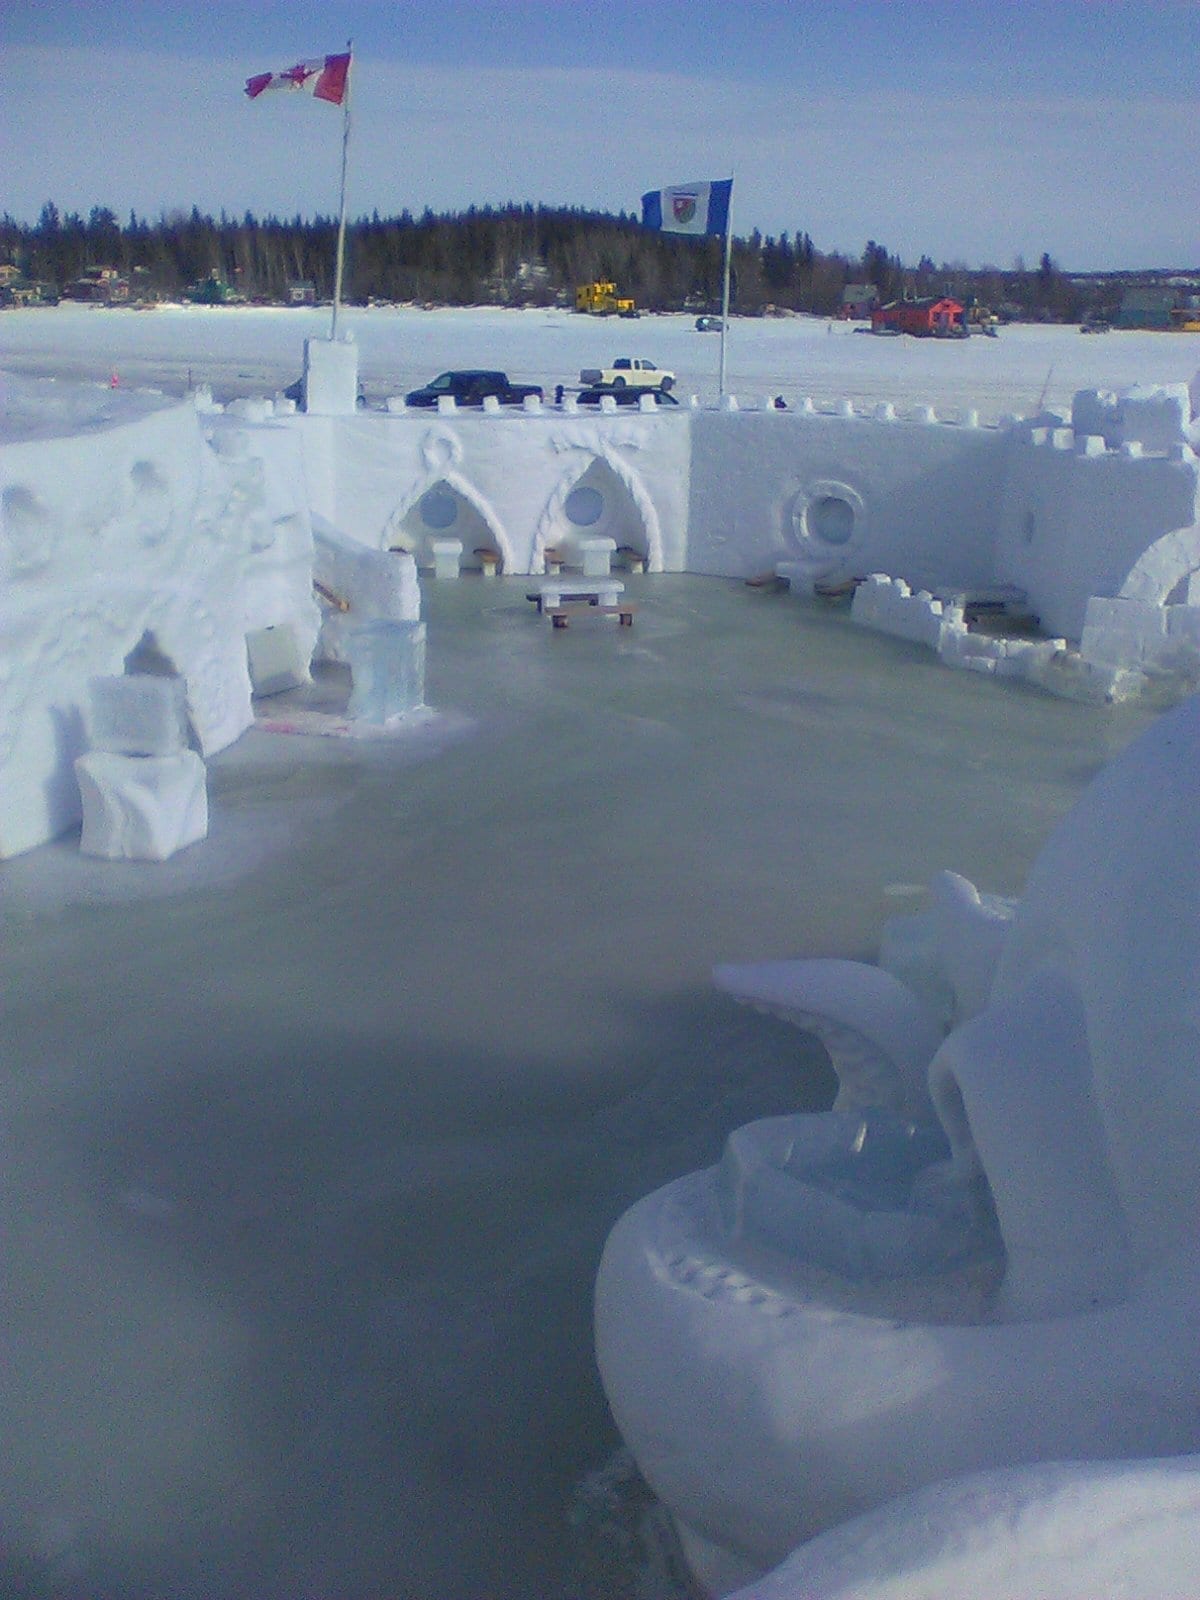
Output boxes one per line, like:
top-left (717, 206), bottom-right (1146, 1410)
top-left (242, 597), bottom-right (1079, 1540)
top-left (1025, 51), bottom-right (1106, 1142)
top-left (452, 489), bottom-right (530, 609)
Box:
top-left (0, 575), bottom-right (1157, 1599)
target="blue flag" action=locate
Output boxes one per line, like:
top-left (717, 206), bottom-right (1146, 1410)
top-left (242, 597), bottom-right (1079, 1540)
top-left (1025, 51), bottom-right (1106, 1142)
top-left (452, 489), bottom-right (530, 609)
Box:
top-left (642, 179), bottom-right (732, 238)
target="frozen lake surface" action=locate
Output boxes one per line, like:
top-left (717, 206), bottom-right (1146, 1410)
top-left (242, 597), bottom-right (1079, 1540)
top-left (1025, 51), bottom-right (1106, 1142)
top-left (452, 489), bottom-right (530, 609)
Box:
top-left (0, 311), bottom-right (1181, 1596)
top-left (3, 301), bottom-right (1200, 421)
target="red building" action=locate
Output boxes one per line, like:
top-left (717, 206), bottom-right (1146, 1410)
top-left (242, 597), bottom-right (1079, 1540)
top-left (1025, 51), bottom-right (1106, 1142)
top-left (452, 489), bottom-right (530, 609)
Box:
top-left (871, 296), bottom-right (966, 337)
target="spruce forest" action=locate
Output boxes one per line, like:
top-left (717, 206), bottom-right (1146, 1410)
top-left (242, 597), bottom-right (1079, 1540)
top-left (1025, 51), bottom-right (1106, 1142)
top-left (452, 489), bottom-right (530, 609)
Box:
top-left (0, 200), bottom-right (1129, 322)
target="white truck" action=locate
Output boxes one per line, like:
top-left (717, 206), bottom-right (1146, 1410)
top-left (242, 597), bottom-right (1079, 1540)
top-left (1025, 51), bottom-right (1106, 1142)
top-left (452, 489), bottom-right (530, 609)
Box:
top-left (578, 357), bottom-right (675, 393)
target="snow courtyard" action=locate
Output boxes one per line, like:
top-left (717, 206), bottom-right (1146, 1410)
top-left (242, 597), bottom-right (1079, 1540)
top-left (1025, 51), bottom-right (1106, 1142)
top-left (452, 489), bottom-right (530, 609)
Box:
top-left (1, 307), bottom-right (1198, 1597)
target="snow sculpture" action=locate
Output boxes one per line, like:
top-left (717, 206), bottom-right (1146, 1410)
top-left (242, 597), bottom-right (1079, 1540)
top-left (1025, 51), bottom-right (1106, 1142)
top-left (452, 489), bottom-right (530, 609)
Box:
top-left (726, 1455), bottom-right (1200, 1600)
top-left (595, 693), bottom-right (1200, 1597)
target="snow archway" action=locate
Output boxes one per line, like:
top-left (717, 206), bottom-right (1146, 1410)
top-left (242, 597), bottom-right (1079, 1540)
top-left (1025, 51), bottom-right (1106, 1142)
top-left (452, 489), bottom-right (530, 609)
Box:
top-left (381, 425), bottom-right (510, 572)
top-left (1116, 520), bottom-right (1200, 605)
top-left (385, 477), bottom-right (509, 571)
top-left (532, 447), bottom-right (662, 573)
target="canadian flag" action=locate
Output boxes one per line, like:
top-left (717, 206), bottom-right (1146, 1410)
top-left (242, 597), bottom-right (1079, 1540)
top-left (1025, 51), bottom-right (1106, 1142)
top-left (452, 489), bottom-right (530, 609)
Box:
top-left (245, 52), bottom-right (350, 105)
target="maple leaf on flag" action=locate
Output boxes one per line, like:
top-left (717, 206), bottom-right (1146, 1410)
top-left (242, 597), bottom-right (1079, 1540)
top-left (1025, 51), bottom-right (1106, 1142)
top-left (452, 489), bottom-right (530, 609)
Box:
top-left (245, 53), bottom-right (350, 105)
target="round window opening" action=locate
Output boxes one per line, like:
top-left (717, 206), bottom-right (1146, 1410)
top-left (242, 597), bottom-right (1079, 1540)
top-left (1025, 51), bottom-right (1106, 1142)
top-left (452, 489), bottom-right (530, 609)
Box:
top-left (419, 488), bottom-right (458, 529)
top-left (565, 485), bottom-right (604, 527)
top-left (807, 494), bottom-right (856, 546)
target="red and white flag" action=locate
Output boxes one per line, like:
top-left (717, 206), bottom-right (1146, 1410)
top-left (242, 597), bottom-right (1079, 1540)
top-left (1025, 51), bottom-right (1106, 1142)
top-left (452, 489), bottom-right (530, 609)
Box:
top-left (245, 52), bottom-right (350, 105)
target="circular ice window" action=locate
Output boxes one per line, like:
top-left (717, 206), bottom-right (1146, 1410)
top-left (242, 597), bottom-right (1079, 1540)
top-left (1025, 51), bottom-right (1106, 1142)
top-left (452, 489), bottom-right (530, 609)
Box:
top-left (565, 485), bottom-right (604, 526)
top-left (807, 494), bottom-right (856, 545)
top-left (419, 488), bottom-right (458, 529)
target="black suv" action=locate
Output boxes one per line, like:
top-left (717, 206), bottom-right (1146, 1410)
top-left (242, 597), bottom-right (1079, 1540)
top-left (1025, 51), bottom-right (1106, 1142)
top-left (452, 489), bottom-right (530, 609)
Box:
top-left (404, 370), bottom-right (543, 407)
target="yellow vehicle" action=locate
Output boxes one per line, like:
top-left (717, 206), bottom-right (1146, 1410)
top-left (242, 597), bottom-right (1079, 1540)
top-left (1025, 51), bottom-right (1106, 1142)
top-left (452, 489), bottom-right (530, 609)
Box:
top-left (575, 280), bottom-right (638, 317)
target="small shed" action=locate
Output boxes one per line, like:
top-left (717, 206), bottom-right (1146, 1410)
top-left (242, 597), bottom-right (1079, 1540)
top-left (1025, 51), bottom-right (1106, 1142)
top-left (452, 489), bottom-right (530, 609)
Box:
top-left (841, 283), bottom-right (878, 320)
top-left (1116, 288), bottom-right (1176, 331)
top-left (871, 296), bottom-right (965, 337)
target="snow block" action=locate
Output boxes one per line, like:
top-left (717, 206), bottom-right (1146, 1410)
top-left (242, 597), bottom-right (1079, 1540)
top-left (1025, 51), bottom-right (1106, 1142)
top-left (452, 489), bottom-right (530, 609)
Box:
top-left (1080, 596), bottom-right (1171, 671)
top-left (76, 749), bottom-right (208, 860)
top-left (246, 623), bottom-right (309, 698)
top-left (431, 538), bottom-right (463, 580)
top-left (86, 673), bottom-right (188, 757)
top-left (302, 336), bottom-right (359, 417)
top-left (579, 536), bottom-right (617, 577)
top-left (345, 619), bottom-right (426, 724)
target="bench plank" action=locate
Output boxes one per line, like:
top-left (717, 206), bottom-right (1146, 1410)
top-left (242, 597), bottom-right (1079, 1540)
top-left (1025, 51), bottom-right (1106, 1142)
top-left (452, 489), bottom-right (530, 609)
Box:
top-left (545, 603), bottom-right (637, 629)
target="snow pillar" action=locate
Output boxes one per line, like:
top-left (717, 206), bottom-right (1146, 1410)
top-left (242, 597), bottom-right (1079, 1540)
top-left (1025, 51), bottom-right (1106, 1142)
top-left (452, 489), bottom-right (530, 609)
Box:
top-left (303, 334), bottom-right (359, 416)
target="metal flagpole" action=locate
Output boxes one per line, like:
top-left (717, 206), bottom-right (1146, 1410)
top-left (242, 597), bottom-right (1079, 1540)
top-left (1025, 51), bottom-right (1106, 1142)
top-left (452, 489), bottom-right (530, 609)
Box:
top-left (330, 40), bottom-right (353, 340)
top-left (718, 181), bottom-right (733, 397)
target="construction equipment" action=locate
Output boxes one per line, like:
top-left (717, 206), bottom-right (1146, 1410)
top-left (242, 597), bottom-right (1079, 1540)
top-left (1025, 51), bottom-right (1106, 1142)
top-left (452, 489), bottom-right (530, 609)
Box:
top-left (575, 281), bottom-right (638, 317)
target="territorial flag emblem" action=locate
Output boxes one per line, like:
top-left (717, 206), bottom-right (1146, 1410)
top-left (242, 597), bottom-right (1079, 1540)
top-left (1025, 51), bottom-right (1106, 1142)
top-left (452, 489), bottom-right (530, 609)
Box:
top-left (642, 179), bottom-right (731, 237)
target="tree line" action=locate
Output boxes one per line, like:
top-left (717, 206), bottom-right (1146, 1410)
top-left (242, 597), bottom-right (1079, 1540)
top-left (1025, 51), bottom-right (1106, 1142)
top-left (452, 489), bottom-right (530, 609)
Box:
top-left (0, 200), bottom-right (1110, 321)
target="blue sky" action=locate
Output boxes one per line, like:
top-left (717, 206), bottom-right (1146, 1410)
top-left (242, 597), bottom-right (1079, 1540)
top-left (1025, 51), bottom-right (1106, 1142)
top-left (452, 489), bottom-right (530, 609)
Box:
top-left (5, 0), bottom-right (1199, 269)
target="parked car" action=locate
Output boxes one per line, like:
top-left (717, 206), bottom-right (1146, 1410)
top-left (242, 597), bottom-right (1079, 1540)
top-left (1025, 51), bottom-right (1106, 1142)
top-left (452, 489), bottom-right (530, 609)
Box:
top-left (574, 387), bottom-right (679, 407)
top-left (404, 370), bottom-right (543, 407)
top-left (577, 357), bottom-right (675, 392)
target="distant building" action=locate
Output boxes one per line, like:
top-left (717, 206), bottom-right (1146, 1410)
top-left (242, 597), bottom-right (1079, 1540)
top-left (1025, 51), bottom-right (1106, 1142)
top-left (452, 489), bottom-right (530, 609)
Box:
top-left (287, 281), bottom-right (317, 306)
top-left (1117, 287), bottom-right (1177, 331)
top-left (0, 264), bottom-right (55, 307)
top-left (871, 296), bottom-right (965, 337)
top-left (62, 266), bottom-right (129, 304)
top-left (841, 283), bottom-right (878, 319)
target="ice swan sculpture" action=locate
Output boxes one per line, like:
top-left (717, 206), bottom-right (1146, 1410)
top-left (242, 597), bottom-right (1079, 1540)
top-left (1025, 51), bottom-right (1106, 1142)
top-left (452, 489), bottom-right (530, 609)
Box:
top-left (595, 693), bottom-right (1200, 1596)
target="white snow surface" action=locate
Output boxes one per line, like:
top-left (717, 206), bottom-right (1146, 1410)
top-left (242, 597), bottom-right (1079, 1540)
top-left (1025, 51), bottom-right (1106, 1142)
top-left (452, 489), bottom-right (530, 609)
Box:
top-left (5, 301), bottom-right (1200, 421)
top-left (0, 307), bottom-right (1196, 1598)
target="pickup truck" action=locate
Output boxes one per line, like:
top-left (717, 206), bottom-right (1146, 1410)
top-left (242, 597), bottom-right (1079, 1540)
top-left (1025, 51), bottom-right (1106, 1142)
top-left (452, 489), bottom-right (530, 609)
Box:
top-left (404, 370), bottom-right (543, 407)
top-left (577, 357), bottom-right (675, 393)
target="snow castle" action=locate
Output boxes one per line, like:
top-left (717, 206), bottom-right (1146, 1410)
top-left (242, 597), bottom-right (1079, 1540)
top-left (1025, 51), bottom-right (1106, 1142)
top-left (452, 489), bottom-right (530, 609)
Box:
top-left (1, 355), bottom-right (1199, 856)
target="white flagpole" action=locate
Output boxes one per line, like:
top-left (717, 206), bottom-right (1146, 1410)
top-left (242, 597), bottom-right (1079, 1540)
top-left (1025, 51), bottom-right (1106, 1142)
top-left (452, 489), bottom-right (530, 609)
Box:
top-left (330, 40), bottom-right (353, 339)
top-left (718, 181), bottom-right (733, 398)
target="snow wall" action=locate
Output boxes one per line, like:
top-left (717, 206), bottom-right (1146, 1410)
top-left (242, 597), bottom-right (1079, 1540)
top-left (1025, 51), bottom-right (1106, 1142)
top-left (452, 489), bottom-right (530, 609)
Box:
top-left (3, 377), bottom-right (1200, 855)
top-left (0, 389), bottom-right (319, 857)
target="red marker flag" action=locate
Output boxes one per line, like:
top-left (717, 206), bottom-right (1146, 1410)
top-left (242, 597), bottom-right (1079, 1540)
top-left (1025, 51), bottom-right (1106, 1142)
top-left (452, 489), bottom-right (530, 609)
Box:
top-left (245, 52), bottom-right (350, 105)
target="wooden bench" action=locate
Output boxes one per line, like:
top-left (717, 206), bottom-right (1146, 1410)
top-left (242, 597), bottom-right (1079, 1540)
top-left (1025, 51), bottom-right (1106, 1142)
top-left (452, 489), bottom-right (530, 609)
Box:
top-left (545, 602), bottom-right (637, 629)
